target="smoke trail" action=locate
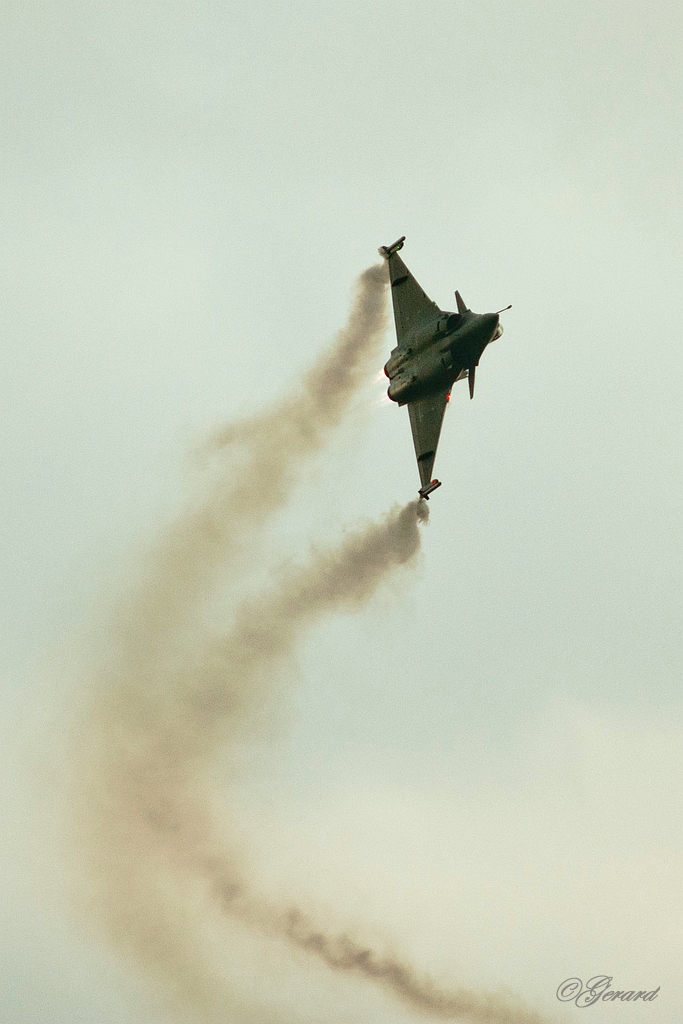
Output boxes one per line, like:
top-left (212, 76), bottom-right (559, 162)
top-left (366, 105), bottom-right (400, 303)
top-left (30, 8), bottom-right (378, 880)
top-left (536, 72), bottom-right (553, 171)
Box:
top-left (67, 262), bottom-right (390, 1017)
top-left (67, 263), bottom-right (549, 1024)
top-left (269, 909), bottom-right (544, 1024)
top-left (118, 261), bottom-right (388, 653)
top-left (72, 501), bottom-right (429, 1022)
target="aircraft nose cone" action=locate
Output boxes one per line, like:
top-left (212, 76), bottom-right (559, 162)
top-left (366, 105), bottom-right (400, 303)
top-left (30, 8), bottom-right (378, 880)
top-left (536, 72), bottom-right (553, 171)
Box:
top-left (475, 312), bottom-right (498, 341)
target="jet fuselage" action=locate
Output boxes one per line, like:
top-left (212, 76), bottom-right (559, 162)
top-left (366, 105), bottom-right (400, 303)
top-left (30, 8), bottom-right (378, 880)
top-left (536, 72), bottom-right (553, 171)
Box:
top-left (385, 309), bottom-right (501, 405)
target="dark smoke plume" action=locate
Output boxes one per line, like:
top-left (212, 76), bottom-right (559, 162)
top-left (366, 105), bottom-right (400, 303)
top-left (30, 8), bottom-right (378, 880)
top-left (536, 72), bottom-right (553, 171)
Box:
top-left (277, 909), bottom-right (543, 1023)
top-left (116, 261), bottom-right (389, 652)
top-left (66, 264), bottom-right (548, 1024)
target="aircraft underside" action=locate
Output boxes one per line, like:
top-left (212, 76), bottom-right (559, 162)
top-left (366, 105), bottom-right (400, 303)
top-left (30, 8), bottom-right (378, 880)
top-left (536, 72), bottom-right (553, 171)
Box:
top-left (379, 237), bottom-right (508, 498)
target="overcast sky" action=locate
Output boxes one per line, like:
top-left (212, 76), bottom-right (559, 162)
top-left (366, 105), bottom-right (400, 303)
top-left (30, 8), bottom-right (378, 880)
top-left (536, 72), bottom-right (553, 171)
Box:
top-left (1, 2), bottom-right (682, 1022)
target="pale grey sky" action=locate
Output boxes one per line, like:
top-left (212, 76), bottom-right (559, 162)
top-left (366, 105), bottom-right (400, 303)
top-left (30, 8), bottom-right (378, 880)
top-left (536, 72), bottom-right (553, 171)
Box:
top-left (1, 1), bottom-right (682, 1022)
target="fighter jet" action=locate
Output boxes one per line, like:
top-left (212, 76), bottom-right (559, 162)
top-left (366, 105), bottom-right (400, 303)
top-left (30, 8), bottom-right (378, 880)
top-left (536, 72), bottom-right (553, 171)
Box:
top-left (379, 237), bottom-right (510, 499)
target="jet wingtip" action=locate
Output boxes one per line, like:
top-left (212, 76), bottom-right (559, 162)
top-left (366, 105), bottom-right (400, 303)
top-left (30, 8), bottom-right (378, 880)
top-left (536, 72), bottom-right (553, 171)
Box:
top-left (418, 479), bottom-right (442, 500)
top-left (378, 235), bottom-right (406, 259)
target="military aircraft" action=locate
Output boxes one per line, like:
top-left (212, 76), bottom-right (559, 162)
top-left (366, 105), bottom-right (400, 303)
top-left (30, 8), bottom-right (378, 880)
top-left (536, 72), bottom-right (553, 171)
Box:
top-left (379, 237), bottom-right (510, 499)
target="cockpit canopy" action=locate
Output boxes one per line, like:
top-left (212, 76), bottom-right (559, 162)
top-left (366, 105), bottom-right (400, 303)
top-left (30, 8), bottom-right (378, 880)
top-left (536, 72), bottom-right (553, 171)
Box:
top-left (437, 312), bottom-right (462, 333)
top-left (491, 323), bottom-right (504, 341)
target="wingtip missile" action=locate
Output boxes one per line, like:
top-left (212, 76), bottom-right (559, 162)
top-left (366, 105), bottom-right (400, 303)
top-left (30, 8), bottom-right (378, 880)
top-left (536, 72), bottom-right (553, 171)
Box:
top-left (378, 236), bottom-right (406, 259)
top-left (418, 479), bottom-right (442, 500)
